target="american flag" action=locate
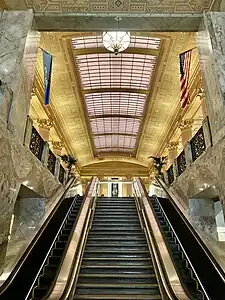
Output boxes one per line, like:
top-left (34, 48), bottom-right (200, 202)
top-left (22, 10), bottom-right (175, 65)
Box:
top-left (179, 49), bottom-right (192, 108)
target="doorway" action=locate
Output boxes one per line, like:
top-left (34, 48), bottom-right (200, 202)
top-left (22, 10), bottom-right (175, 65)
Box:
top-left (111, 183), bottom-right (119, 197)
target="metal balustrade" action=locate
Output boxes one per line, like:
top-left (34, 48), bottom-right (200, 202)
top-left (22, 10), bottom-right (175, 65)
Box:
top-left (167, 165), bottom-right (174, 185)
top-left (47, 149), bottom-right (56, 175)
top-left (29, 127), bottom-right (44, 161)
top-left (177, 150), bottom-right (186, 175)
top-left (59, 165), bottom-right (65, 184)
top-left (190, 126), bottom-right (206, 162)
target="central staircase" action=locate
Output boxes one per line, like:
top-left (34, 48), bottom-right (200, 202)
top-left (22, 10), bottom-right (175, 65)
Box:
top-left (74, 197), bottom-right (162, 299)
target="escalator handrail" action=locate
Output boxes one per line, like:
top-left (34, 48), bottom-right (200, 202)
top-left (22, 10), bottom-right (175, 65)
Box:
top-left (157, 177), bottom-right (225, 283)
top-left (0, 177), bottom-right (76, 294)
top-left (25, 194), bottom-right (80, 300)
top-left (153, 195), bottom-right (210, 300)
top-left (133, 179), bottom-right (189, 300)
top-left (46, 177), bottom-right (98, 300)
top-left (64, 184), bottom-right (99, 299)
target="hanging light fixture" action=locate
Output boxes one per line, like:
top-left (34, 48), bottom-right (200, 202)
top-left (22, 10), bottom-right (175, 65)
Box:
top-left (103, 17), bottom-right (131, 55)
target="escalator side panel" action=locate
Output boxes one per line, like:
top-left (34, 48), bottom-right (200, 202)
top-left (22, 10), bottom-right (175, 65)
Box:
top-left (158, 197), bottom-right (224, 300)
top-left (0, 197), bottom-right (74, 300)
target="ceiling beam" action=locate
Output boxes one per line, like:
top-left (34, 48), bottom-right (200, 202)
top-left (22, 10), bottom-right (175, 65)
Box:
top-left (73, 47), bottom-right (159, 56)
top-left (93, 133), bottom-right (136, 137)
top-left (83, 87), bottom-right (148, 95)
top-left (96, 147), bottom-right (134, 150)
top-left (89, 114), bottom-right (142, 120)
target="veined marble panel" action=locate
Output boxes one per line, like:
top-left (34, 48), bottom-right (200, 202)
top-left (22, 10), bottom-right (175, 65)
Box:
top-left (169, 133), bottom-right (225, 272)
top-left (0, 10), bottom-right (40, 142)
top-left (0, 116), bottom-right (61, 274)
top-left (197, 12), bottom-right (225, 144)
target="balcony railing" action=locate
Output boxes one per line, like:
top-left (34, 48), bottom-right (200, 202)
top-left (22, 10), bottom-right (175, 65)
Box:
top-left (59, 165), bottom-right (65, 184)
top-left (29, 127), bottom-right (44, 161)
top-left (166, 125), bottom-right (208, 185)
top-left (177, 150), bottom-right (186, 176)
top-left (47, 150), bottom-right (56, 175)
top-left (167, 165), bottom-right (174, 185)
top-left (190, 126), bottom-right (206, 162)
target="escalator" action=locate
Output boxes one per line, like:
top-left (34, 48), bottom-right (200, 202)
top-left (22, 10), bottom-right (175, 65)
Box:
top-left (73, 197), bottom-right (162, 300)
top-left (0, 194), bottom-right (83, 300)
top-left (27, 195), bottom-right (83, 300)
top-left (149, 196), bottom-right (225, 300)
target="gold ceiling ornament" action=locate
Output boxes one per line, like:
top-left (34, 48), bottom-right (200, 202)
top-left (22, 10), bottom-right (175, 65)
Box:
top-left (167, 141), bottom-right (179, 150)
top-left (52, 140), bottom-right (64, 150)
top-left (102, 17), bottom-right (130, 55)
top-left (37, 118), bottom-right (53, 129)
top-left (179, 119), bottom-right (194, 130)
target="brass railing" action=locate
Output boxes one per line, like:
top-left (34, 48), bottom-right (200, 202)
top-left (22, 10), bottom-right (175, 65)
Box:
top-left (29, 127), bottom-right (44, 161)
top-left (167, 165), bottom-right (174, 185)
top-left (177, 150), bottom-right (186, 176)
top-left (59, 165), bottom-right (65, 184)
top-left (47, 150), bottom-right (56, 175)
top-left (190, 126), bottom-right (206, 162)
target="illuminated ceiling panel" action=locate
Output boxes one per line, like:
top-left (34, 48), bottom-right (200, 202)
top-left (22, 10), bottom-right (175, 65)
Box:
top-left (76, 53), bottom-right (156, 90)
top-left (91, 117), bottom-right (140, 135)
top-left (85, 92), bottom-right (146, 117)
top-left (72, 35), bottom-right (160, 155)
top-left (72, 35), bottom-right (160, 50)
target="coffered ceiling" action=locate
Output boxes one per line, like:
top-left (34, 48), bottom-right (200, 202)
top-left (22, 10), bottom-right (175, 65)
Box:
top-left (30, 31), bottom-right (202, 178)
top-left (3, 0), bottom-right (218, 13)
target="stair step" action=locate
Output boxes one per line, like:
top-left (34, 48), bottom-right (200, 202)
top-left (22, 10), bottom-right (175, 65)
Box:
top-left (77, 283), bottom-right (158, 288)
top-left (75, 287), bottom-right (160, 295)
top-left (87, 237), bottom-right (146, 241)
top-left (86, 243), bottom-right (147, 246)
top-left (85, 246), bottom-right (148, 252)
top-left (80, 266), bottom-right (153, 274)
top-left (74, 295), bottom-right (161, 299)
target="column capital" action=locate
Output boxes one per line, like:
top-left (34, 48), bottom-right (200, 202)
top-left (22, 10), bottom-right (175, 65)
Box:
top-left (167, 141), bottom-right (179, 150)
top-left (37, 118), bottom-right (53, 129)
top-left (179, 119), bottom-right (194, 130)
top-left (52, 140), bottom-right (64, 150)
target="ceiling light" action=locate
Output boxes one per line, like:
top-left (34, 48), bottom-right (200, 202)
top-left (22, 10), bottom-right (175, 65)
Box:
top-left (102, 17), bottom-right (130, 55)
top-left (103, 31), bottom-right (131, 55)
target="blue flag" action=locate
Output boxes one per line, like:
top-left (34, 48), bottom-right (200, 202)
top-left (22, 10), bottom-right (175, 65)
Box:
top-left (43, 50), bottom-right (53, 105)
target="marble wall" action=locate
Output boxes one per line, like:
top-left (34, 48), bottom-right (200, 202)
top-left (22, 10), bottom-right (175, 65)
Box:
top-left (0, 115), bottom-right (63, 274)
top-left (197, 12), bottom-right (225, 144)
top-left (0, 10), bottom-right (40, 142)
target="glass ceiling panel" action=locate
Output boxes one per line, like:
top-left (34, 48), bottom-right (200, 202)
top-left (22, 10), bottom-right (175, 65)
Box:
top-left (72, 35), bottom-right (160, 50)
top-left (72, 34), bottom-right (160, 154)
top-left (76, 53), bottom-right (156, 90)
top-left (85, 92), bottom-right (146, 117)
top-left (94, 135), bottom-right (136, 149)
top-left (91, 117), bottom-right (140, 135)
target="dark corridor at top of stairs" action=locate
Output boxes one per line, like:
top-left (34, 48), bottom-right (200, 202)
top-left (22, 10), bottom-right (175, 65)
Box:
top-left (73, 197), bottom-right (162, 300)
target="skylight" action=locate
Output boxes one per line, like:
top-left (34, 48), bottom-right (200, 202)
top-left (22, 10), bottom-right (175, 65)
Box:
top-left (72, 34), bottom-right (160, 154)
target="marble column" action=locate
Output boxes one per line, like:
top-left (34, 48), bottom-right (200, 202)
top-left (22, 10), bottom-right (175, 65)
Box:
top-left (196, 12), bottom-right (225, 144)
top-left (167, 141), bottom-right (179, 166)
top-left (179, 119), bottom-right (193, 148)
top-left (37, 119), bottom-right (53, 141)
top-left (0, 10), bottom-right (40, 142)
top-left (52, 141), bottom-right (64, 157)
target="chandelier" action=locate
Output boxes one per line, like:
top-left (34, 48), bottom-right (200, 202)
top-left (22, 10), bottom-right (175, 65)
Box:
top-left (102, 18), bottom-right (131, 55)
